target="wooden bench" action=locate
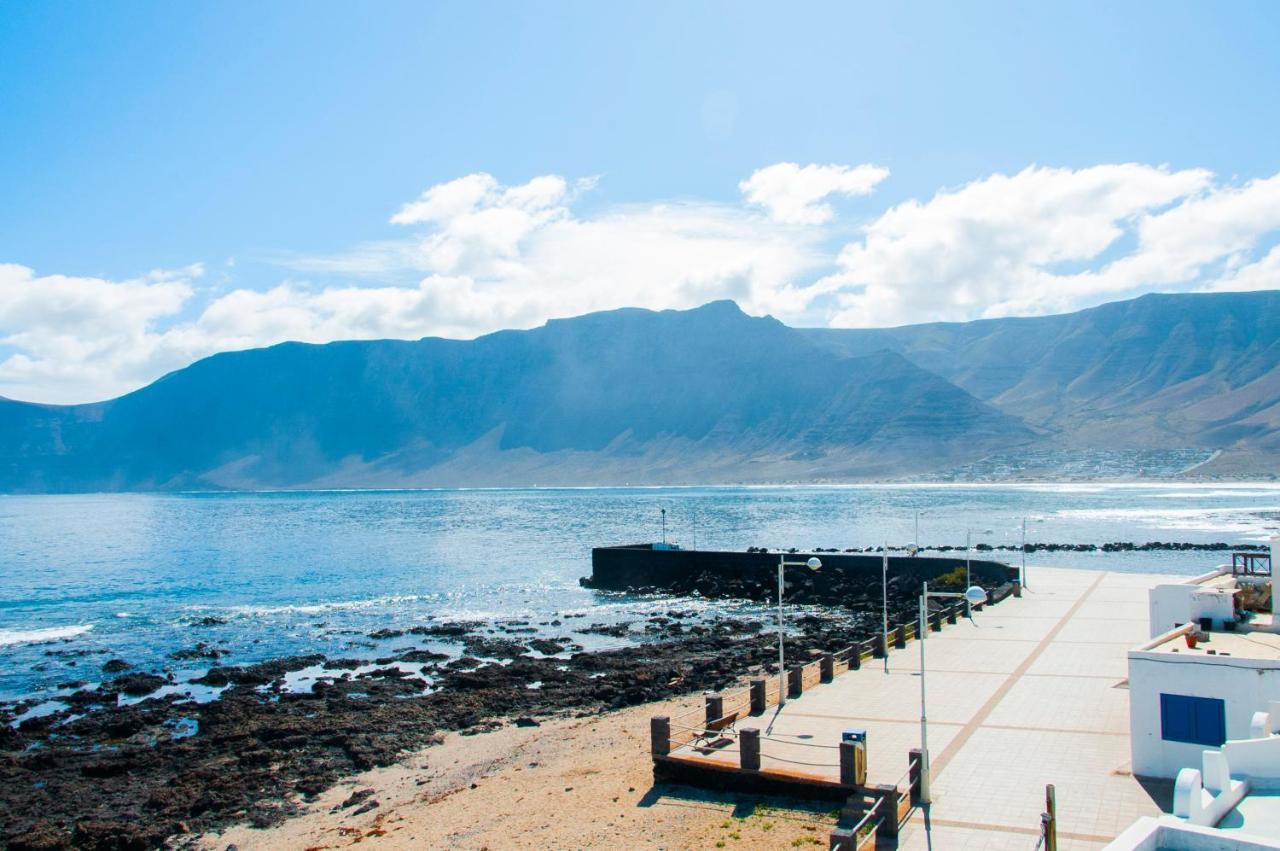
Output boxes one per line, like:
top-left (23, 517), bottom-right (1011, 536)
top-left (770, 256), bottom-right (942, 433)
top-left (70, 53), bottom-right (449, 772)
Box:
top-left (692, 711), bottom-right (740, 749)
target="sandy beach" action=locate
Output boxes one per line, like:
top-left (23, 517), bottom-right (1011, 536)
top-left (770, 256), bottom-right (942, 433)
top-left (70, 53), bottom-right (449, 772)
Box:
top-left (198, 692), bottom-right (838, 851)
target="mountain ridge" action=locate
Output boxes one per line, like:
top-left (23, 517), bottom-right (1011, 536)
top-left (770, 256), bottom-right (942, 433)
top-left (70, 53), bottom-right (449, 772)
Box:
top-left (1, 291), bottom-right (1276, 491)
top-left (0, 301), bottom-right (1032, 491)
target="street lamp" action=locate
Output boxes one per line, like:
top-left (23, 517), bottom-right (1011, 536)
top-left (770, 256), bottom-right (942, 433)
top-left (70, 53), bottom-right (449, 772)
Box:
top-left (777, 554), bottom-right (821, 707)
top-left (881, 543), bottom-right (890, 674)
top-left (1021, 517), bottom-right (1028, 590)
top-left (917, 580), bottom-right (987, 804)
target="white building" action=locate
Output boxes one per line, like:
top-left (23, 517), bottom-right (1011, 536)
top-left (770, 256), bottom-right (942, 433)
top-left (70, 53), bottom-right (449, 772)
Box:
top-left (1128, 539), bottom-right (1278, 779)
top-left (1106, 537), bottom-right (1280, 849)
top-left (1128, 618), bottom-right (1280, 779)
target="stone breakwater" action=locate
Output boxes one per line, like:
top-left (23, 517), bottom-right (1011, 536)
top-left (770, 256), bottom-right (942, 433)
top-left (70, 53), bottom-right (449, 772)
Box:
top-left (791, 541), bottom-right (1269, 553)
top-left (1, 602), bottom-right (905, 851)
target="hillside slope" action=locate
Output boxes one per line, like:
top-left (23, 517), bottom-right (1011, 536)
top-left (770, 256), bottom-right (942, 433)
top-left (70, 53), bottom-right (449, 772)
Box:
top-left (0, 302), bottom-right (1031, 491)
top-left (803, 290), bottom-right (1280, 472)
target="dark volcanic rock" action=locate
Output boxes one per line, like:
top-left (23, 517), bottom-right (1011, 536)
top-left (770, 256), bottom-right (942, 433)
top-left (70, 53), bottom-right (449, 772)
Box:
top-left (0, 598), bottom-right (902, 849)
top-left (108, 673), bottom-right (167, 697)
top-left (169, 642), bottom-right (227, 661)
top-left (194, 654), bottom-right (326, 687)
top-left (408, 621), bottom-right (482, 638)
top-left (7, 820), bottom-right (71, 851)
top-left (462, 636), bottom-right (528, 659)
top-left (396, 649), bottom-right (449, 664)
top-left (101, 659), bottom-right (132, 673)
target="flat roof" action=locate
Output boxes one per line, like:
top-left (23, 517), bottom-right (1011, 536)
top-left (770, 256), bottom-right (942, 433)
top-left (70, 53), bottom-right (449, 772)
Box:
top-left (1141, 613), bottom-right (1280, 662)
top-left (1151, 627), bottom-right (1280, 662)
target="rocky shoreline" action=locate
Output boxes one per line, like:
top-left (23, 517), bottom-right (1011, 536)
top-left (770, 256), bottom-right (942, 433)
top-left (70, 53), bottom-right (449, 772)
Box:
top-left (0, 583), bottom-right (936, 851)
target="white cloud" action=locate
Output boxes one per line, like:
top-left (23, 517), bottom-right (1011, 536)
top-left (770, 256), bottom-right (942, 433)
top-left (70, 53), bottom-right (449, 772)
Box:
top-left (740, 162), bottom-right (890, 224)
top-left (0, 264), bottom-right (198, 403)
top-left (813, 163), bottom-right (1280, 327)
top-left (0, 173), bottom-right (831, 402)
top-left (4, 163), bottom-right (1280, 404)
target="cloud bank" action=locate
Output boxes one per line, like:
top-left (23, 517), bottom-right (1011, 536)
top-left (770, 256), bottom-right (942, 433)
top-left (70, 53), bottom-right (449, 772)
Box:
top-left (3, 162), bottom-right (1279, 403)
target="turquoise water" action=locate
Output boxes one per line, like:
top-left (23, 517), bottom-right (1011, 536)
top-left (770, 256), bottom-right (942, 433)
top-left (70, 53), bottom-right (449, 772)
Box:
top-left (2, 484), bottom-right (1277, 701)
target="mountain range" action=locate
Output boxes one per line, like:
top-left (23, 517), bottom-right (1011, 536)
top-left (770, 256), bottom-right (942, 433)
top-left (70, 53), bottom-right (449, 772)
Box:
top-left (1, 290), bottom-right (1276, 491)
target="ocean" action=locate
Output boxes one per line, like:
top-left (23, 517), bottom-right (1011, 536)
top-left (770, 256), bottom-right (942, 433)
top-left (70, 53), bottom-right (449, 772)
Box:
top-left (2, 483), bottom-right (1277, 703)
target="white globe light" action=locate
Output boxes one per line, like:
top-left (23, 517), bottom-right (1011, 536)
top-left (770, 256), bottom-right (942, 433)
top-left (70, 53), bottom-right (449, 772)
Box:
top-left (964, 586), bottom-right (988, 605)
top-left (806, 557), bottom-right (822, 570)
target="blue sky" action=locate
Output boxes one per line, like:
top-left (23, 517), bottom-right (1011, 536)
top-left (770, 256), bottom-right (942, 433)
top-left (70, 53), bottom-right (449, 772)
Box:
top-left (2, 2), bottom-right (1280, 402)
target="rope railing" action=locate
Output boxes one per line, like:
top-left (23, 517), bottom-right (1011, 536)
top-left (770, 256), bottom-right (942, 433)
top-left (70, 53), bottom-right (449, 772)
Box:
top-left (757, 736), bottom-right (840, 750)
top-left (670, 705), bottom-right (706, 723)
top-left (848, 796), bottom-right (884, 841)
top-left (764, 753), bottom-right (839, 769)
top-left (672, 738), bottom-right (740, 753)
top-left (667, 719), bottom-right (738, 735)
top-left (895, 757), bottom-right (920, 791)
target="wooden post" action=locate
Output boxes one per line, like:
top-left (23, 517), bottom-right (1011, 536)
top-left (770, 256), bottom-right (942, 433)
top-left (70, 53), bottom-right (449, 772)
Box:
top-left (894, 625), bottom-right (907, 649)
top-left (705, 693), bottom-right (724, 726)
top-left (788, 665), bottom-right (804, 696)
top-left (850, 648), bottom-right (861, 670)
top-left (1013, 580), bottom-right (1022, 598)
top-left (749, 678), bottom-right (767, 715)
top-left (930, 612), bottom-right (942, 633)
top-left (839, 740), bottom-right (863, 786)
top-left (740, 727), bottom-right (761, 770)
top-left (874, 785), bottom-right (903, 837)
top-left (947, 606), bottom-right (957, 625)
top-left (821, 654), bottom-right (835, 683)
top-left (650, 716), bottom-right (670, 756)
top-left (875, 633), bottom-right (888, 658)
top-left (1043, 784), bottom-right (1057, 851)
top-left (908, 748), bottom-right (924, 804)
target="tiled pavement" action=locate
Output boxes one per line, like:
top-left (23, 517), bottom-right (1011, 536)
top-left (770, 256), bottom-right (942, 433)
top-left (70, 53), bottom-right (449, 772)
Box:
top-left (677, 565), bottom-right (1182, 848)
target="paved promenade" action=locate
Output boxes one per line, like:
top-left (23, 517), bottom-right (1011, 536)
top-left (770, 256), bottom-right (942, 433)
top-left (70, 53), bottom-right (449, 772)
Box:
top-left (701, 566), bottom-right (1180, 849)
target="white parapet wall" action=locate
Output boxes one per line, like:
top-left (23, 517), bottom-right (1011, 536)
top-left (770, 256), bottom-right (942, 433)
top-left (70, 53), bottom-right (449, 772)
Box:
top-left (1104, 817), bottom-right (1280, 850)
top-left (1148, 567), bottom-right (1237, 638)
top-left (1129, 631), bottom-right (1280, 779)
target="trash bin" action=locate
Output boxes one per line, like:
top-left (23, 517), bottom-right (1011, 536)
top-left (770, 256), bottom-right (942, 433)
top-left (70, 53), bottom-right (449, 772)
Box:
top-left (842, 728), bottom-right (868, 786)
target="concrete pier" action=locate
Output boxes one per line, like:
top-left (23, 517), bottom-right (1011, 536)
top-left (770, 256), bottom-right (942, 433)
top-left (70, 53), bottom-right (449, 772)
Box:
top-left (660, 566), bottom-right (1183, 849)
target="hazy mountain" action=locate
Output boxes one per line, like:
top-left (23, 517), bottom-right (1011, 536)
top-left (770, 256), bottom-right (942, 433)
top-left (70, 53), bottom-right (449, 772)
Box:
top-left (803, 290), bottom-right (1280, 475)
top-left (0, 301), bottom-right (1032, 491)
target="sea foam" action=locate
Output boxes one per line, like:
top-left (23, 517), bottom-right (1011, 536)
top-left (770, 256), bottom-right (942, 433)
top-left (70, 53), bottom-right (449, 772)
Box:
top-left (0, 624), bottom-right (93, 647)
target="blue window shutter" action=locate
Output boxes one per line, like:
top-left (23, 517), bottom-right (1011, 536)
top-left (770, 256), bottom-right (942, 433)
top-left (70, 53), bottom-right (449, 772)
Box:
top-left (1194, 697), bottom-right (1226, 746)
top-left (1161, 694), bottom-right (1192, 741)
top-left (1161, 693), bottom-right (1226, 746)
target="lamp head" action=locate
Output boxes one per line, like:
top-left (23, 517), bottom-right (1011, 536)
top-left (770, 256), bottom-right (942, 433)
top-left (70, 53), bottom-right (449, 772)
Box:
top-left (964, 586), bottom-right (988, 605)
top-left (806, 557), bottom-right (822, 571)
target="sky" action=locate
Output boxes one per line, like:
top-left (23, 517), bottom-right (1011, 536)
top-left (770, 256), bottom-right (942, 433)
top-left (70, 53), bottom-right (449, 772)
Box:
top-left (2, 2), bottom-right (1280, 404)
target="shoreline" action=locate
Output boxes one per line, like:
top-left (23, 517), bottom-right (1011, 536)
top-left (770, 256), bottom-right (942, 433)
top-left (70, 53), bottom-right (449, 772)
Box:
top-left (1, 598), bottom-right (884, 850)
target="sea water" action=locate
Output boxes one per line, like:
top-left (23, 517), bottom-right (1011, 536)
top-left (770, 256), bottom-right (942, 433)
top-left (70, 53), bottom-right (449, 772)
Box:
top-left (1, 483), bottom-right (1277, 701)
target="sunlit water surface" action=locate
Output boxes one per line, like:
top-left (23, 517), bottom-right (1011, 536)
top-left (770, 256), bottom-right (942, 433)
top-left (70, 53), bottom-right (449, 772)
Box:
top-left (2, 483), bottom-right (1277, 701)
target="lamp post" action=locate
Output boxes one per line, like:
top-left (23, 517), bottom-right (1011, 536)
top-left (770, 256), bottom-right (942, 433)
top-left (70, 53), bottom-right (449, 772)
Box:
top-left (1021, 517), bottom-right (1028, 590)
top-left (965, 528), bottom-right (972, 591)
top-left (777, 554), bottom-right (821, 707)
top-left (881, 543), bottom-right (890, 674)
top-left (918, 580), bottom-right (988, 804)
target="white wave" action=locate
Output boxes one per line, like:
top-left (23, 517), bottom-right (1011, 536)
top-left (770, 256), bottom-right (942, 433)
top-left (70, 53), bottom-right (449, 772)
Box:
top-left (1056, 506), bottom-right (1279, 538)
top-left (0, 624), bottom-right (93, 646)
top-left (218, 594), bottom-right (425, 617)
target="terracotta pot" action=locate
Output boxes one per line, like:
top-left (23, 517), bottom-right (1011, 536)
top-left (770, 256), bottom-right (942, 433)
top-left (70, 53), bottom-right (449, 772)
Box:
top-left (1185, 633), bottom-right (1198, 649)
